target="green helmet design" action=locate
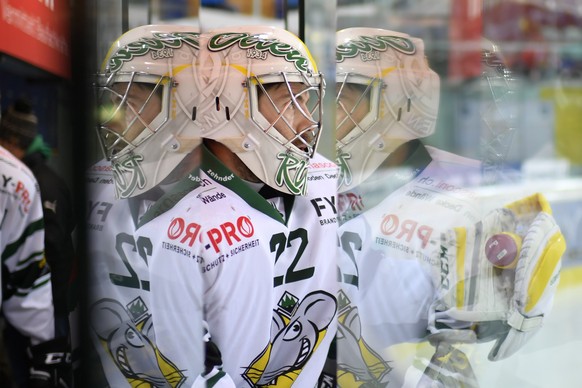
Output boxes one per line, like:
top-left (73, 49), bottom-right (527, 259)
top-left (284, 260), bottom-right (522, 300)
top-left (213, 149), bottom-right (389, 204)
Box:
top-left (95, 24), bottom-right (203, 199)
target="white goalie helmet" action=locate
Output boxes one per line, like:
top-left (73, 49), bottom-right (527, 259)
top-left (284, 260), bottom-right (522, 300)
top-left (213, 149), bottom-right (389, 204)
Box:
top-left (335, 27), bottom-right (440, 192)
top-left (195, 25), bottom-right (324, 196)
top-left (95, 24), bottom-right (203, 199)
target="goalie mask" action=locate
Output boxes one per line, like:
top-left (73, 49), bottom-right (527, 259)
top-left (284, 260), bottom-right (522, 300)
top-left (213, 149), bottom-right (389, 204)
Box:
top-left (95, 24), bottom-right (203, 199)
top-left (196, 26), bottom-right (324, 196)
top-left (335, 28), bottom-right (440, 192)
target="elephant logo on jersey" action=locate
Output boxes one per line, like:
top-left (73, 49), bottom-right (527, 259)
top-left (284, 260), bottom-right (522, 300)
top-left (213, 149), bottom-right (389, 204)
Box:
top-left (243, 291), bottom-right (337, 386)
top-left (90, 298), bottom-right (186, 387)
top-left (112, 154), bottom-right (147, 198)
top-left (336, 290), bottom-right (392, 387)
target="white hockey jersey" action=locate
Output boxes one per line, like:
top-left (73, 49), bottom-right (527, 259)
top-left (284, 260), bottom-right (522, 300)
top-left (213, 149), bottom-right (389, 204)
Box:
top-left (336, 142), bottom-right (484, 387)
top-left (147, 145), bottom-right (339, 387)
top-left (0, 145), bottom-right (54, 345)
top-left (87, 158), bottom-right (203, 387)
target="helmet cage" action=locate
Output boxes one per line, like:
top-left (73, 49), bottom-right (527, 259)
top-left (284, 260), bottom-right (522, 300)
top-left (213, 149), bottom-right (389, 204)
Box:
top-left (336, 72), bottom-right (383, 147)
top-left (248, 71), bottom-right (324, 160)
top-left (334, 28), bottom-right (440, 192)
top-left (96, 71), bottom-right (173, 161)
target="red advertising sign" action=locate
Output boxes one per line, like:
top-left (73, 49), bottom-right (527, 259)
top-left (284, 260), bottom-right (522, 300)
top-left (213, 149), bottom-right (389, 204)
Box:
top-left (0, 0), bottom-right (70, 79)
top-left (448, 0), bottom-right (482, 82)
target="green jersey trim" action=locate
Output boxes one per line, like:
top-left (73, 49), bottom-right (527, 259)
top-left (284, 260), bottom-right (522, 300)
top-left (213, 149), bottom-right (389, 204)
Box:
top-left (2, 217), bottom-right (44, 262)
top-left (136, 168), bottom-right (202, 228)
top-left (206, 369), bottom-right (228, 387)
top-left (201, 145), bottom-right (290, 224)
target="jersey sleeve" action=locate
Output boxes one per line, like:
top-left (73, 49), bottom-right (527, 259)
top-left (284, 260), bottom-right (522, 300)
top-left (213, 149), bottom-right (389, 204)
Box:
top-left (36, 168), bottom-right (76, 318)
top-left (1, 160), bottom-right (55, 345)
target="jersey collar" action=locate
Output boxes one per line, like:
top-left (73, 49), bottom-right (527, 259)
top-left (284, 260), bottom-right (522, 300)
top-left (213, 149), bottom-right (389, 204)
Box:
top-left (201, 144), bottom-right (292, 225)
top-left (134, 168), bottom-right (202, 228)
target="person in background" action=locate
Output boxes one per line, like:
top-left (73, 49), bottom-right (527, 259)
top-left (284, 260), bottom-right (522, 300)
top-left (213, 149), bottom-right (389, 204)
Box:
top-left (0, 141), bottom-right (70, 387)
top-left (0, 98), bottom-right (74, 387)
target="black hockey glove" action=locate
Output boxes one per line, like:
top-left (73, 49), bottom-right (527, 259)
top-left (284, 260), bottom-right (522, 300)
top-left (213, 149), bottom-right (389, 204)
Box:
top-left (28, 337), bottom-right (72, 388)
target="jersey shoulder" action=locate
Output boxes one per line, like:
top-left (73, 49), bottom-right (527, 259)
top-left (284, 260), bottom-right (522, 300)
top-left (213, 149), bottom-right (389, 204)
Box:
top-left (178, 175), bottom-right (237, 214)
top-left (425, 145), bottom-right (482, 185)
top-left (86, 159), bottom-right (116, 201)
top-left (306, 153), bottom-right (338, 197)
top-left (0, 146), bottom-right (41, 211)
top-left (140, 174), bottom-right (243, 234)
top-left (425, 146), bottom-right (481, 170)
top-left (87, 158), bottom-right (114, 181)
top-left (308, 153), bottom-right (338, 174)
top-left (0, 146), bottom-right (38, 189)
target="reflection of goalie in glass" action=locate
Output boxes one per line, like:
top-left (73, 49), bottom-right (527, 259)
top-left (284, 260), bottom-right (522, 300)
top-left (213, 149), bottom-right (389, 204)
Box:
top-left (335, 27), bottom-right (482, 387)
top-left (90, 299), bottom-right (186, 386)
top-left (334, 28), bottom-right (565, 388)
top-left (89, 24), bottom-right (206, 388)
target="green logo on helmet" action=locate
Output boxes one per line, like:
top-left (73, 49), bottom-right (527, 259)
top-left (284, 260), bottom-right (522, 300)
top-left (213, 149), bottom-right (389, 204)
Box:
top-left (336, 152), bottom-right (353, 187)
top-left (108, 32), bottom-right (200, 72)
top-left (275, 153), bottom-right (309, 195)
top-left (336, 35), bottom-right (416, 63)
top-left (112, 154), bottom-right (146, 198)
top-left (208, 32), bottom-right (310, 72)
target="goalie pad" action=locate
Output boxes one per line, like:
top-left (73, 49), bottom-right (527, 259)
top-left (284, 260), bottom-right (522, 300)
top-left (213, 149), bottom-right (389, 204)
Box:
top-left (428, 193), bottom-right (566, 361)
